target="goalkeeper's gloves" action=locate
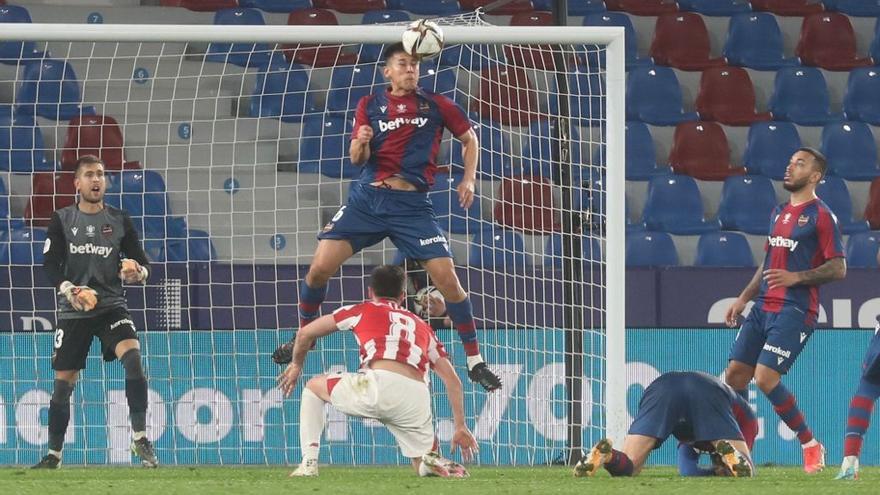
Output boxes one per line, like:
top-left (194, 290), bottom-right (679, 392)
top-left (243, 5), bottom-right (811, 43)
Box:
top-left (59, 281), bottom-right (98, 312)
top-left (120, 258), bottom-right (148, 284)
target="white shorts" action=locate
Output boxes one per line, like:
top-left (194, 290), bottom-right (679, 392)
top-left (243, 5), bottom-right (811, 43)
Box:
top-left (328, 368), bottom-right (434, 458)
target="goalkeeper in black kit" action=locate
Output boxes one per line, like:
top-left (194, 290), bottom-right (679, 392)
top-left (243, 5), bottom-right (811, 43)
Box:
top-left (32, 155), bottom-right (157, 469)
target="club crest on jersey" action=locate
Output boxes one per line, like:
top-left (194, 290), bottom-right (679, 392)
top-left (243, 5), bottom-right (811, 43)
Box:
top-left (782, 212), bottom-right (792, 224)
top-left (798, 214), bottom-right (810, 227)
top-left (102, 224), bottom-right (113, 237)
top-left (86, 225), bottom-right (95, 237)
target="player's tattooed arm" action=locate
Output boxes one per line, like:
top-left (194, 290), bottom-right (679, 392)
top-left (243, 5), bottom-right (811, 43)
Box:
top-left (739, 259), bottom-right (765, 301)
top-left (796, 256), bottom-right (847, 286)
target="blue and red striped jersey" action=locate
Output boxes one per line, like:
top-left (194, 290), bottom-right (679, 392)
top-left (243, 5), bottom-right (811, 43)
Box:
top-left (758, 198), bottom-right (844, 322)
top-left (352, 87), bottom-right (471, 191)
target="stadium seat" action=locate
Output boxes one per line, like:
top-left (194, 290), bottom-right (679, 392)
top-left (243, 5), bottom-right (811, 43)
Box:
top-left (283, 9), bottom-right (358, 67)
top-left (522, 119), bottom-right (582, 179)
top-left (796, 13), bottom-right (872, 71)
top-left (387, 0), bottom-right (462, 15)
top-left (846, 231), bottom-right (880, 268)
top-left (460, 0), bottom-right (534, 14)
top-left (429, 172), bottom-right (483, 234)
top-left (446, 114), bottom-right (513, 179)
top-left (694, 231), bottom-right (756, 267)
top-left (0, 110), bottom-right (53, 172)
top-left (439, 44), bottom-right (494, 71)
top-left (677, 0), bottom-right (751, 15)
top-left (823, 0), bottom-right (880, 17)
top-left (820, 121), bottom-right (880, 180)
top-left (238, 0), bottom-right (312, 12)
top-left (568, 70), bottom-right (605, 126)
top-left (24, 172), bottom-right (76, 227)
top-left (161, 0), bottom-right (238, 10)
top-left (717, 175), bottom-right (778, 234)
top-left (0, 5), bottom-right (38, 64)
top-left (625, 121), bottom-right (665, 180)
top-left (205, 8), bottom-right (271, 68)
top-left (650, 13), bottom-right (726, 71)
top-left (625, 231), bottom-right (679, 267)
top-left (418, 60), bottom-right (457, 98)
top-left (249, 56), bottom-right (315, 122)
top-left (843, 67), bottom-right (880, 125)
top-left (641, 174), bottom-right (721, 234)
top-left (816, 176), bottom-right (870, 234)
top-left (545, 233), bottom-right (602, 267)
top-left (16, 59), bottom-right (95, 121)
top-left (468, 226), bottom-right (529, 269)
top-left (626, 65), bottom-right (699, 125)
top-left (61, 115), bottom-right (140, 171)
top-left (494, 176), bottom-right (558, 234)
top-left (115, 170), bottom-right (172, 239)
top-left (318, 0), bottom-right (387, 13)
top-left (0, 176), bottom-right (9, 225)
top-left (298, 112), bottom-right (359, 178)
top-left (582, 12), bottom-right (651, 70)
top-left (768, 67), bottom-right (842, 125)
top-left (723, 13), bottom-right (799, 71)
top-left (326, 63), bottom-right (384, 112)
top-left (750, 0), bottom-right (823, 15)
top-left (165, 229), bottom-right (217, 262)
top-left (695, 66), bottom-right (772, 126)
top-left (474, 66), bottom-right (540, 126)
top-left (8, 226), bottom-right (46, 265)
top-left (505, 12), bottom-right (560, 71)
top-left (359, 10), bottom-right (410, 63)
top-left (570, 0), bottom-right (606, 15)
top-left (606, 0), bottom-right (678, 15)
top-left (668, 121), bottom-right (746, 180)
top-left (742, 121), bottom-right (802, 180)
top-left (871, 19), bottom-right (880, 62)
top-left (867, 177), bottom-right (880, 229)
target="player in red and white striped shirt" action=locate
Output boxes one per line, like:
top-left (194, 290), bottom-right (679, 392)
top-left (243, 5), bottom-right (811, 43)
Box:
top-left (277, 265), bottom-right (478, 478)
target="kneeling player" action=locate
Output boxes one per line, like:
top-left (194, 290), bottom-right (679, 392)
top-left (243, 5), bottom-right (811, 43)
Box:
top-left (277, 265), bottom-right (478, 477)
top-left (574, 371), bottom-right (757, 478)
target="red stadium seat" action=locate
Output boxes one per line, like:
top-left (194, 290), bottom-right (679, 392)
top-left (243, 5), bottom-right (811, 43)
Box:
top-left (668, 121), bottom-right (747, 180)
top-left (505, 12), bottom-right (561, 70)
top-left (750, 0), bottom-right (823, 16)
top-left (160, 0), bottom-right (237, 11)
top-left (651, 13), bottom-right (725, 71)
top-left (695, 66), bottom-right (772, 126)
top-left (474, 66), bottom-right (541, 126)
top-left (460, 0), bottom-right (535, 14)
top-left (866, 177), bottom-right (880, 229)
top-left (317, 0), bottom-right (387, 13)
top-left (284, 9), bottom-right (358, 67)
top-left (61, 114), bottom-right (140, 171)
top-left (494, 176), bottom-right (558, 234)
top-left (25, 172), bottom-right (76, 227)
top-left (606, 0), bottom-right (678, 15)
top-left (796, 12), bottom-right (873, 71)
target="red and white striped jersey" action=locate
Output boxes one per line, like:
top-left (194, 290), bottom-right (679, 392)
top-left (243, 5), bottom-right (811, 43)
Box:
top-left (332, 299), bottom-right (448, 375)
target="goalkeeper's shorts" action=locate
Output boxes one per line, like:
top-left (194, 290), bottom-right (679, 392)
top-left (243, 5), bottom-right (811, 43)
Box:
top-left (52, 308), bottom-right (137, 370)
top-left (328, 368), bottom-right (434, 458)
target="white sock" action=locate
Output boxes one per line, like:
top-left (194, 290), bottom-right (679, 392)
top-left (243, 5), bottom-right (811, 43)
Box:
top-left (300, 388), bottom-right (325, 462)
top-left (48, 449), bottom-right (62, 459)
top-left (132, 431), bottom-right (146, 441)
top-left (466, 354), bottom-right (484, 371)
top-left (802, 438), bottom-right (819, 448)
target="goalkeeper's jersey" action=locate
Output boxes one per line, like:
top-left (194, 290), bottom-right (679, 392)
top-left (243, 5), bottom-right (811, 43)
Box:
top-left (43, 203), bottom-right (149, 320)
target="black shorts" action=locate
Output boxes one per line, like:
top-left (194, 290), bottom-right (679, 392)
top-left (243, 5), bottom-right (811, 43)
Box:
top-left (52, 308), bottom-right (138, 371)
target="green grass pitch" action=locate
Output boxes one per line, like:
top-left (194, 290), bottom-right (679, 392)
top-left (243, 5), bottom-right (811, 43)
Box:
top-left (2, 466), bottom-right (878, 494)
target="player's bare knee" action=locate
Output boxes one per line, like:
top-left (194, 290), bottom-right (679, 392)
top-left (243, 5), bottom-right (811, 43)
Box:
top-left (724, 364), bottom-right (753, 389)
top-left (753, 367), bottom-right (781, 393)
top-left (305, 376), bottom-right (331, 402)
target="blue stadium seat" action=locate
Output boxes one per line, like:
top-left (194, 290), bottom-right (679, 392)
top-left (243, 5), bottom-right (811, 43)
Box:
top-left (238, 0), bottom-right (312, 12)
top-left (545, 233), bottom-right (602, 267)
top-left (694, 231), bottom-right (756, 267)
top-left (717, 175), bottom-right (778, 234)
top-left (165, 229), bottom-right (217, 262)
top-left (446, 113), bottom-right (513, 179)
top-left (249, 54), bottom-right (314, 122)
top-left (388, 0), bottom-right (461, 15)
top-left (569, 0), bottom-right (606, 15)
top-left (626, 65), bottom-right (699, 125)
top-left (724, 13), bottom-right (799, 71)
top-left (678, 0), bottom-right (751, 15)
top-left (8, 226), bottom-right (46, 264)
top-left (742, 121), bottom-right (802, 179)
top-left (824, 0), bottom-right (880, 16)
top-left (846, 231), bottom-right (880, 268)
top-left (418, 60), bottom-right (457, 98)
top-left (468, 226), bottom-right (529, 269)
top-left (0, 110), bottom-right (53, 172)
top-left (298, 112), bottom-right (359, 178)
top-left (641, 174), bottom-right (720, 234)
top-left (118, 170), bottom-right (173, 239)
top-left (625, 121), bottom-right (664, 179)
top-left (0, 175), bottom-right (8, 223)
top-left (821, 121), bottom-right (880, 180)
top-left (768, 67), bottom-right (842, 126)
top-left (326, 63), bottom-right (384, 112)
top-left (522, 119), bottom-right (583, 179)
top-left (16, 59), bottom-right (95, 121)
top-left (625, 230), bottom-right (679, 267)
top-left (429, 172), bottom-right (483, 234)
top-left (358, 10), bottom-right (410, 63)
top-left (438, 44), bottom-right (493, 71)
top-left (872, 19), bottom-right (880, 62)
top-left (582, 12), bottom-right (650, 70)
top-left (816, 176), bottom-right (870, 234)
top-left (0, 5), bottom-right (39, 64)
top-left (843, 67), bottom-right (880, 125)
top-left (568, 70), bottom-right (605, 126)
top-left (206, 8), bottom-right (271, 68)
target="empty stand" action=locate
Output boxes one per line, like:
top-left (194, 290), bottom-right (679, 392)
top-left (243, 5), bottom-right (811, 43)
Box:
top-left (61, 114), bottom-right (139, 171)
top-left (796, 12), bottom-right (873, 71)
top-left (494, 176), bottom-right (558, 234)
top-left (624, 121), bottom-right (665, 180)
top-left (694, 231), bottom-right (755, 267)
top-left (446, 114), bottom-right (513, 179)
top-left (0, 110), bottom-right (52, 172)
top-left (717, 175), bottom-right (777, 234)
top-left (569, 0), bottom-right (607, 15)
top-left (626, 65), bottom-right (699, 125)
top-left (723, 13), bottom-right (799, 70)
top-left (545, 233), bottom-right (602, 267)
top-left (238, 0), bottom-right (313, 12)
top-left (582, 12), bottom-right (651, 70)
top-left (625, 231), bottom-right (679, 267)
top-left (16, 59), bottom-right (95, 121)
top-left (320, 0), bottom-right (387, 13)
top-left (474, 66), bottom-right (541, 126)
top-left (695, 66), bottom-right (772, 126)
top-left (866, 177), bottom-right (880, 229)
top-left (298, 112), bottom-right (359, 178)
top-left (468, 226), bottom-right (529, 269)
top-left (25, 172), bottom-right (76, 227)
top-left (641, 174), bottom-right (721, 234)
top-left (750, 0), bottom-right (823, 15)
top-left (521, 119), bottom-right (582, 179)
top-left (677, 0), bottom-right (751, 15)
top-left (386, 0), bottom-right (461, 15)
top-left (326, 63), bottom-right (384, 112)
top-left (650, 12), bottom-right (725, 71)
top-left (429, 172), bottom-right (484, 234)
top-left (460, 0), bottom-right (534, 14)
top-left (843, 67), bottom-right (880, 125)
top-left (283, 9), bottom-right (358, 67)
top-left (668, 121), bottom-right (746, 180)
top-left (505, 11), bottom-right (559, 71)
top-left (568, 70), bottom-right (606, 126)
top-left (816, 176), bottom-right (870, 234)
top-left (768, 67), bottom-right (842, 125)
top-left (161, 0), bottom-right (238, 10)
top-left (359, 10), bottom-right (410, 63)
top-left (606, 0), bottom-right (678, 15)
top-left (0, 5), bottom-right (37, 64)
top-left (823, 0), bottom-right (880, 17)
top-left (846, 231), bottom-right (880, 268)
top-left (7, 226), bottom-right (46, 265)
top-left (820, 121), bottom-right (880, 180)
top-left (205, 8), bottom-right (271, 68)
top-left (249, 56), bottom-right (315, 122)
top-left (742, 121), bottom-right (802, 180)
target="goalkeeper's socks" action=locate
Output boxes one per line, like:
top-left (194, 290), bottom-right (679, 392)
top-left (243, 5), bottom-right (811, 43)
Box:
top-left (48, 379), bottom-right (74, 452)
top-left (767, 382), bottom-right (814, 444)
top-left (445, 298), bottom-right (481, 361)
top-left (604, 449), bottom-right (634, 477)
top-left (298, 281), bottom-right (327, 328)
top-left (843, 378), bottom-right (880, 457)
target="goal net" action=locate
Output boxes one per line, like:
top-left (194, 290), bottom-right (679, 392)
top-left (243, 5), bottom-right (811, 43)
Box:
top-left (0, 12), bottom-right (625, 466)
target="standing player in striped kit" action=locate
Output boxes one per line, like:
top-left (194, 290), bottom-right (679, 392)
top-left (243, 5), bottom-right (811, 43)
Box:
top-left (723, 148), bottom-right (846, 474)
top-left (273, 42), bottom-right (501, 392)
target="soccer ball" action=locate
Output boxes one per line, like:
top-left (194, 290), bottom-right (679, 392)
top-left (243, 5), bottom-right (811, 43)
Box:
top-left (401, 19), bottom-right (444, 60)
top-left (413, 285), bottom-right (443, 319)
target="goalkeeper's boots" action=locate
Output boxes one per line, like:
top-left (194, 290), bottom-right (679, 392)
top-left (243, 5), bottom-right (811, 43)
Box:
top-left (419, 452), bottom-right (469, 478)
top-left (835, 455), bottom-right (859, 480)
top-left (803, 441), bottom-right (826, 474)
top-left (573, 438), bottom-right (612, 477)
top-left (715, 440), bottom-right (753, 477)
top-left (31, 453), bottom-right (61, 469)
top-left (289, 458), bottom-right (319, 477)
top-left (467, 362), bottom-right (502, 392)
top-left (131, 437), bottom-right (159, 468)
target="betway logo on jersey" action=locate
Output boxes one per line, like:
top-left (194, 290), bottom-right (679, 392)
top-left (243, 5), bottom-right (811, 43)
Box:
top-left (377, 117), bottom-right (429, 132)
top-left (69, 242), bottom-right (114, 258)
top-left (767, 236), bottom-right (799, 252)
